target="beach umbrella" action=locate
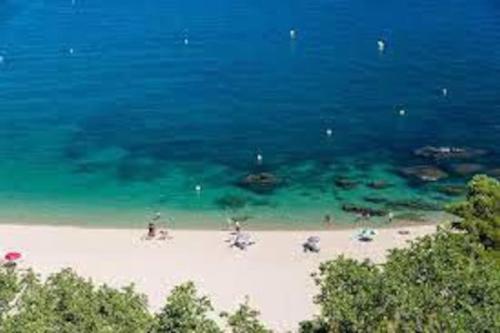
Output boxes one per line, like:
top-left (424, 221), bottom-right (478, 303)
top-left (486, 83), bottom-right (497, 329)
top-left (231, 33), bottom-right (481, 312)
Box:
top-left (4, 252), bottom-right (22, 262)
top-left (307, 236), bottom-right (320, 243)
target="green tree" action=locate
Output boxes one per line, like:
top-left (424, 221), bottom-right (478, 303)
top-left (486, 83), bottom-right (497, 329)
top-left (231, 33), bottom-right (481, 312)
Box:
top-left (0, 268), bottom-right (152, 333)
top-left (307, 257), bottom-right (386, 332)
top-left (447, 174), bottom-right (500, 251)
top-left (0, 267), bottom-right (36, 325)
top-left (384, 231), bottom-right (500, 332)
top-left (152, 281), bottom-right (222, 333)
top-left (221, 296), bottom-right (272, 333)
top-left (300, 231), bottom-right (500, 332)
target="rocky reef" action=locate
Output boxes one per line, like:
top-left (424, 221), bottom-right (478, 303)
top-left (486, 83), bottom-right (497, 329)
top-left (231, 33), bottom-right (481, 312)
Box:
top-left (487, 168), bottom-right (500, 179)
top-left (399, 165), bottom-right (448, 182)
top-left (366, 180), bottom-right (393, 190)
top-left (414, 146), bottom-right (486, 160)
top-left (334, 177), bottom-right (358, 190)
top-left (238, 172), bottom-right (282, 194)
top-left (450, 163), bottom-right (484, 176)
top-left (215, 194), bottom-right (248, 210)
top-left (341, 203), bottom-right (387, 217)
top-left (435, 184), bottom-right (466, 196)
top-left (363, 196), bottom-right (442, 211)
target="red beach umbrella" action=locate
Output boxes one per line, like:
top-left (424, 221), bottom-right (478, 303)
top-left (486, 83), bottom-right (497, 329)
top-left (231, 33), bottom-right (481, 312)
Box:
top-left (4, 252), bottom-right (22, 262)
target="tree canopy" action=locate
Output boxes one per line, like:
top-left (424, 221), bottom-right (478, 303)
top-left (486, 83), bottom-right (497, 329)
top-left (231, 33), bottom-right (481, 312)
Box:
top-left (300, 175), bottom-right (500, 332)
top-left (446, 174), bottom-right (500, 251)
top-left (0, 270), bottom-right (270, 333)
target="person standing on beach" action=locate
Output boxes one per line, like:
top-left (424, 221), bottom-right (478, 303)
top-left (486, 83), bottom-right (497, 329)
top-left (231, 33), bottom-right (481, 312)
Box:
top-left (147, 222), bottom-right (156, 238)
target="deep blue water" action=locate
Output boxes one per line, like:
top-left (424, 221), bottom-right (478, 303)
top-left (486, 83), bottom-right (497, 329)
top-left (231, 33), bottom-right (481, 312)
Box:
top-left (0, 0), bottom-right (499, 228)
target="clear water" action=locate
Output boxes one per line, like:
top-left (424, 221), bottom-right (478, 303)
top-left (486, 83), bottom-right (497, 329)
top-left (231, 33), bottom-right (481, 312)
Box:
top-left (0, 0), bottom-right (499, 228)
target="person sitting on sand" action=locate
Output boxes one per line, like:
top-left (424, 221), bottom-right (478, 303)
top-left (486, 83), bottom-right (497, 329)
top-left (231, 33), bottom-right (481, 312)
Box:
top-left (147, 222), bottom-right (156, 238)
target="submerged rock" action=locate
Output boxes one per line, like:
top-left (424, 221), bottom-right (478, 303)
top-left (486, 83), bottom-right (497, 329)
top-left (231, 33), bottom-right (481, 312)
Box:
top-left (334, 177), bottom-right (358, 190)
top-left (215, 195), bottom-right (247, 210)
top-left (414, 146), bottom-right (486, 160)
top-left (363, 196), bottom-right (389, 204)
top-left (363, 196), bottom-right (442, 211)
top-left (384, 199), bottom-right (442, 211)
top-left (238, 172), bottom-right (281, 194)
top-left (366, 180), bottom-right (393, 190)
top-left (487, 168), bottom-right (500, 179)
top-left (450, 163), bottom-right (484, 176)
top-left (435, 184), bottom-right (466, 197)
top-left (400, 165), bottom-right (448, 182)
top-left (393, 212), bottom-right (427, 222)
top-left (341, 203), bottom-right (387, 217)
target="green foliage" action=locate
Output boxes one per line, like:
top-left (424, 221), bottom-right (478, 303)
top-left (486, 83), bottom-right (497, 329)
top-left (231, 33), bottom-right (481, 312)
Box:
top-left (0, 268), bottom-right (152, 333)
top-left (310, 257), bottom-right (386, 332)
top-left (384, 231), bottom-right (500, 332)
top-left (0, 267), bottom-right (36, 325)
top-left (301, 231), bottom-right (500, 332)
top-left (152, 281), bottom-right (222, 333)
top-left (221, 297), bottom-right (272, 333)
top-left (447, 174), bottom-right (500, 251)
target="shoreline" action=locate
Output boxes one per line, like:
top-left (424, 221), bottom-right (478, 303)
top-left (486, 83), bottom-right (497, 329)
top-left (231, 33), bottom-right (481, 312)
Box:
top-left (0, 214), bottom-right (444, 231)
top-left (0, 222), bottom-right (438, 331)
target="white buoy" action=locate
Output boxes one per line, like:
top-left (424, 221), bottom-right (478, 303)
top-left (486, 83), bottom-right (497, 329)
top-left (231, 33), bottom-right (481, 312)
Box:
top-left (184, 38), bottom-right (189, 45)
top-left (195, 184), bottom-right (202, 193)
top-left (326, 128), bottom-right (333, 137)
top-left (377, 40), bottom-right (385, 52)
top-left (399, 109), bottom-right (406, 116)
top-left (0, 55), bottom-right (4, 64)
top-left (69, 48), bottom-right (74, 55)
top-left (442, 88), bottom-right (448, 97)
top-left (256, 153), bottom-right (263, 164)
top-left (289, 29), bottom-right (297, 40)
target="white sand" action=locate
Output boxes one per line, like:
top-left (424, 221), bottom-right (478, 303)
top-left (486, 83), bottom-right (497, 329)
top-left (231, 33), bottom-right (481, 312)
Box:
top-left (0, 224), bottom-right (436, 332)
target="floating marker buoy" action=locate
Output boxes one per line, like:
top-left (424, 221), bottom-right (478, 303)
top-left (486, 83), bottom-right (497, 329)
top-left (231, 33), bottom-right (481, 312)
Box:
top-left (184, 38), bottom-right (189, 45)
top-left (442, 88), bottom-right (448, 97)
top-left (377, 40), bottom-right (385, 52)
top-left (0, 55), bottom-right (4, 64)
top-left (399, 109), bottom-right (406, 116)
top-left (256, 153), bottom-right (263, 163)
top-left (69, 48), bottom-right (74, 55)
top-left (290, 29), bottom-right (297, 40)
top-left (195, 184), bottom-right (202, 193)
top-left (326, 128), bottom-right (333, 137)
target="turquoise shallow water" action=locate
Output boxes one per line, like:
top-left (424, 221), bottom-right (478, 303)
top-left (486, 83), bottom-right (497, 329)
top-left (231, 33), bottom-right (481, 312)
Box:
top-left (0, 0), bottom-right (499, 228)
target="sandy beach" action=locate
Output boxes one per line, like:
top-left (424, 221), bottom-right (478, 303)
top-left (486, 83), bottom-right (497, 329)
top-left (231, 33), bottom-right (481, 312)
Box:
top-left (0, 223), bottom-right (436, 332)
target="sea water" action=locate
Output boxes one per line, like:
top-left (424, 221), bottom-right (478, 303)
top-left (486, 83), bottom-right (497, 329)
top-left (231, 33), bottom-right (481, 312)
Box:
top-left (0, 0), bottom-right (498, 228)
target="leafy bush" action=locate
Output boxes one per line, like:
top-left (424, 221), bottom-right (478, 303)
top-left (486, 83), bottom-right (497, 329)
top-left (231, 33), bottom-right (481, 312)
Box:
top-left (446, 174), bottom-right (500, 251)
top-left (301, 231), bottom-right (500, 332)
top-left (0, 268), bottom-right (152, 333)
top-left (221, 297), bottom-right (272, 333)
top-left (152, 281), bottom-right (221, 333)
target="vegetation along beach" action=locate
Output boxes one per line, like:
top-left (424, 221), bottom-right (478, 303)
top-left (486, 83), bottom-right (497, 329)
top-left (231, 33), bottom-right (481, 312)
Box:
top-left (0, 0), bottom-right (499, 332)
